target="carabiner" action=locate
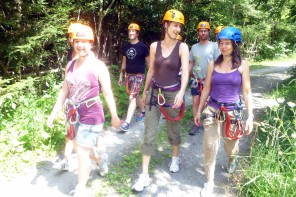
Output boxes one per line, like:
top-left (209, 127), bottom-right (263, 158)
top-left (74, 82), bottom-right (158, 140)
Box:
top-left (157, 88), bottom-right (166, 106)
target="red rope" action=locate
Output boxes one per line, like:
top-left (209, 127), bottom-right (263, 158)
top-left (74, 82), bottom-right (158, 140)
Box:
top-left (66, 108), bottom-right (77, 140)
top-left (158, 92), bottom-right (185, 122)
top-left (220, 105), bottom-right (244, 140)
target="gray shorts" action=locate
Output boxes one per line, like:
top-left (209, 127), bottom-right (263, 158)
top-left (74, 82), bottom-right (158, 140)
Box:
top-left (75, 123), bottom-right (104, 148)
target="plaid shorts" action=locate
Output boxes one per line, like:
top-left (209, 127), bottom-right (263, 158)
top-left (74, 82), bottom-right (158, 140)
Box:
top-left (126, 73), bottom-right (145, 98)
top-left (189, 78), bottom-right (204, 96)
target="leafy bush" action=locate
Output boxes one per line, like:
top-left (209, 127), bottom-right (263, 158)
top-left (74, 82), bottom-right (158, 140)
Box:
top-left (0, 74), bottom-right (65, 175)
top-left (256, 42), bottom-right (291, 61)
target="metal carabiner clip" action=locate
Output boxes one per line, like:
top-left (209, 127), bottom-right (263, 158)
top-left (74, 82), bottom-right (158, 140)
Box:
top-left (157, 88), bottom-right (166, 106)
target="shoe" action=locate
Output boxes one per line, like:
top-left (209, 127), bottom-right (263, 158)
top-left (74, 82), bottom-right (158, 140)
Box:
top-left (169, 157), bottom-right (181, 173)
top-left (136, 113), bottom-right (145, 122)
top-left (227, 160), bottom-right (236, 174)
top-left (53, 159), bottom-right (69, 171)
top-left (97, 153), bottom-right (109, 177)
top-left (189, 125), bottom-right (200, 136)
top-left (120, 122), bottom-right (130, 132)
top-left (200, 182), bottom-right (215, 197)
top-left (132, 173), bottom-right (150, 192)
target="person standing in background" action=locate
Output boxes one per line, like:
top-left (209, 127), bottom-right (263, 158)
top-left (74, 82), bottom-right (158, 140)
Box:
top-left (118, 23), bottom-right (150, 133)
top-left (188, 21), bottom-right (220, 136)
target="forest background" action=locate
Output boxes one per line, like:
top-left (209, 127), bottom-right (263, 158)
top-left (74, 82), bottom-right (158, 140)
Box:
top-left (0, 0), bottom-right (296, 196)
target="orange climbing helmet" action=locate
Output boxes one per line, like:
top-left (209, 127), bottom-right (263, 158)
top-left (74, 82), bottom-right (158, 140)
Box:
top-left (68, 23), bottom-right (83, 38)
top-left (128, 23), bottom-right (140, 31)
top-left (215, 26), bottom-right (224, 34)
top-left (197, 21), bottom-right (210, 30)
top-left (72, 24), bottom-right (94, 42)
top-left (177, 35), bottom-right (182, 41)
top-left (162, 9), bottom-right (185, 25)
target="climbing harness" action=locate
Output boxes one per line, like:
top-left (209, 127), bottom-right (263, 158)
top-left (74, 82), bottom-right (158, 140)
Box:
top-left (210, 97), bottom-right (244, 140)
top-left (64, 96), bottom-right (100, 140)
top-left (149, 79), bottom-right (185, 122)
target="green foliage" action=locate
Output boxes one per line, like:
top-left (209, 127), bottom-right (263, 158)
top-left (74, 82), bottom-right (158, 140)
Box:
top-left (0, 74), bottom-right (65, 176)
top-left (238, 66), bottom-right (296, 196)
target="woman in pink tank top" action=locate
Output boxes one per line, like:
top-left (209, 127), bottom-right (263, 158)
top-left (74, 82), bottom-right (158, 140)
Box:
top-left (47, 24), bottom-right (121, 196)
top-left (194, 27), bottom-right (254, 196)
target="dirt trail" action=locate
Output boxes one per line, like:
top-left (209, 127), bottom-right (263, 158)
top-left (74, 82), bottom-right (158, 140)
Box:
top-left (0, 61), bottom-right (294, 197)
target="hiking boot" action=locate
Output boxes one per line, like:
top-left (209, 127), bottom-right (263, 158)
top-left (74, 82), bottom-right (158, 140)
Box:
top-left (97, 153), bottom-right (108, 177)
top-left (132, 173), bottom-right (150, 192)
top-left (120, 122), bottom-right (130, 132)
top-left (53, 159), bottom-right (69, 171)
top-left (189, 125), bottom-right (200, 136)
top-left (200, 182), bottom-right (215, 197)
top-left (136, 113), bottom-right (145, 122)
top-left (227, 160), bottom-right (236, 174)
top-left (169, 157), bottom-right (181, 173)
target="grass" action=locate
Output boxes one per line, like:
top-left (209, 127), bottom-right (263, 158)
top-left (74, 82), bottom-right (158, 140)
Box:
top-left (95, 107), bottom-right (194, 196)
top-left (249, 53), bottom-right (296, 69)
top-left (237, 66), bottom-right (296, 196)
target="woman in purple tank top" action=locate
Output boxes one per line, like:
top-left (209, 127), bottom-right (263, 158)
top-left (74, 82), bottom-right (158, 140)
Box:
top-left (194, 27), bottom-right (254, 196)
top-left (47, 24), bottom-right (121, 196)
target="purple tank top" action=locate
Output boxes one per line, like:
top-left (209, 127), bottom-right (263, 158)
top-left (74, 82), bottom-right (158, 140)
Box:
top-left (66, 60), bottom-right (105, 125)
top-left (209, 69), bottom-right (242, 110)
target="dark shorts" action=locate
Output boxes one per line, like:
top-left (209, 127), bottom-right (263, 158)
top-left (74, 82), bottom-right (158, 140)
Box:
top-left (189, 78), bottom-right (204, 96)
top-left (126, 73), bottom-right (145, 98)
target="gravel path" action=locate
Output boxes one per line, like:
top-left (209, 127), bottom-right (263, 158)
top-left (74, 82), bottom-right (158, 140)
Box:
top-left (0, 61), bottom-right (294, 197)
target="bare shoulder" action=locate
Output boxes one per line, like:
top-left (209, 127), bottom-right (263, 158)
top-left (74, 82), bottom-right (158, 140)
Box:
top-left (180, 42), bottom-right (189, 50)
top-left (239, 60), bottom-right (250, 73)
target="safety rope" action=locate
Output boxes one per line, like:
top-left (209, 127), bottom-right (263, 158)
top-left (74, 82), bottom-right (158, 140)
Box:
top-left (64, 96), bottom-right (100, 140)
top-left (156, 87), bottom-right (185, 122)
top-left (219, 105), bottom-right (244, 140)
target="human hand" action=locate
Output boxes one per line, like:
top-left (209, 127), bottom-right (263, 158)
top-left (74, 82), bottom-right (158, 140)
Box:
top-left (194, 113), bottom-right (202, 126)
top-left (111, 116), bottom-right (121, 129)
top-left (118, 78), bottom-right (123, 86)
top-left (172, 91), bottom-right (184, 108)
top-left (245, 116), bottom-right (254, 135)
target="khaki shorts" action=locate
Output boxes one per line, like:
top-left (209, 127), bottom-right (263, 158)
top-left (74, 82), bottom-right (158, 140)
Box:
top-left (75, 123), bottom-right (104, 148)
top-left (142, 88), bottom-right (182, 156)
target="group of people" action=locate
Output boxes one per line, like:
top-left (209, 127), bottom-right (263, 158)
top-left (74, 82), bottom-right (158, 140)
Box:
top-left (47, 8), bottom-right (253, 197)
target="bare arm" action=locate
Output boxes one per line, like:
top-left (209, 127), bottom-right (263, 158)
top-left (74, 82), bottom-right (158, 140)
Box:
top-left (47, 62), bottom-right (71, 128)
top-left (240, 60), bottom-right (253, 135)
top-left (118, 56), bottom-right (126, 86)
top-left (98, 61), bottom-right (121, 128)
top-left (143, 43), bottom-right (156, 93)
top-left (172, 42), bottom-right (189, 108)
top-left (194, 61), bottom-right (214, 125)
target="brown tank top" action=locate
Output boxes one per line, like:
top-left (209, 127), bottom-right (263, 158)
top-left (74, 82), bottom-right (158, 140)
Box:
top-left (154, 41), bottom-right (181, 86)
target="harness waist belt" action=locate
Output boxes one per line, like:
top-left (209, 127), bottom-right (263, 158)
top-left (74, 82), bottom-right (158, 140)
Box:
top-left (210, 97), bottom-right (237, 107)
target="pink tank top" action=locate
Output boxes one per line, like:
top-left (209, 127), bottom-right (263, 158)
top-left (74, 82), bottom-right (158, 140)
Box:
top-left (66, 60), bottom-right (105, 125)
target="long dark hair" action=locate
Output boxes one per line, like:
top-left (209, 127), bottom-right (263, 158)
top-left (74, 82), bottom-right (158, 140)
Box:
top-left (160, 21), bottom-right (169, 40)
top-left (214, 40), bottom-right (242, 69)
